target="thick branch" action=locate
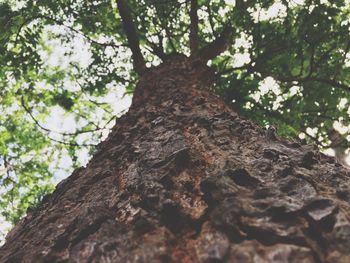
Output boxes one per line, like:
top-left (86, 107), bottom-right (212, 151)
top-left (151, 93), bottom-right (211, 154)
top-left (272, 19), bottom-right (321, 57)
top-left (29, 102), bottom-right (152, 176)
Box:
top-left (116, 0), bottom-right (146, 74)
top-left (197, 23), bottom-right (233, 62)
top-left (189, 0), bottom-right (199, 55)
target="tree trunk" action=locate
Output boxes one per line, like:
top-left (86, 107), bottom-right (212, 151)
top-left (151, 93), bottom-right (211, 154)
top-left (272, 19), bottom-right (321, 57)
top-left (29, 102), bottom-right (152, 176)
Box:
top-left (2, 55), bottom-right (350, 263)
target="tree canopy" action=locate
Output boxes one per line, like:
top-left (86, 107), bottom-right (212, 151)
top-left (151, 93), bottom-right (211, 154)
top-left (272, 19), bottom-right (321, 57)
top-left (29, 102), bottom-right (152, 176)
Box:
top-left (0, 0), bottom-right (350, 237)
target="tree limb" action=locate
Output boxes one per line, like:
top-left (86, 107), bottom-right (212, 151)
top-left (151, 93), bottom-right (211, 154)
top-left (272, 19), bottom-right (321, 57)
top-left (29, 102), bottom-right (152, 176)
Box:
top-left (334, 39), bottom-right (350, 81)
top-left (277, 76), bottom-right (350, 93)
top-left (14, 16), bottom-right (122, 49)
top-left (20, 96), bottom-right (106, 140)
top-left (206, 3), bottom-right (218, 38)
top-left (197, 23), bottom-right (233, 62)
top-left (144, 34), bottom-right (167, 60)
top-left (116, 0), bottom-right (146, 74)
top-left (307, 44), bottom-right (315, 78)
top-left (189, 0), bottom-right (199, 55)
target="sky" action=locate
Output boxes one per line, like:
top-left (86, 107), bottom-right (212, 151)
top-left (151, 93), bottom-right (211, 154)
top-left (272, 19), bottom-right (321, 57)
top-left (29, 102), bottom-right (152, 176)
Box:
top-left (25, 24), bottom-right (133, 183)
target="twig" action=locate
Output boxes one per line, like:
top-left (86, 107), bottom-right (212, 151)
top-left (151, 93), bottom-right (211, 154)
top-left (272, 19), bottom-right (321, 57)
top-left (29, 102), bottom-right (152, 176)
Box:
top-left (21, 96), bottom-right (102, 135)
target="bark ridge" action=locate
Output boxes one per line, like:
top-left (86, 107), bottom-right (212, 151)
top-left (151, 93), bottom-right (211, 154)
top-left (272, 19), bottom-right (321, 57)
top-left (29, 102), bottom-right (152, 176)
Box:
top-left (1, 57), bottom-right (350, 263)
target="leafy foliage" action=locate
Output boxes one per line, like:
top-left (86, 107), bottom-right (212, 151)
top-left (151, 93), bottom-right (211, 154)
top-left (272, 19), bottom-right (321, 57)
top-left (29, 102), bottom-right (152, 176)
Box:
top-left (0, 0), bottom-right (350, 236)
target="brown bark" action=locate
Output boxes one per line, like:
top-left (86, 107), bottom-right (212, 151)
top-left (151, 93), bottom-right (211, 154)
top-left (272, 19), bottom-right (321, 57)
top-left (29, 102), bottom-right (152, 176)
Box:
top-left (2, 55), bottom-right (350, 263)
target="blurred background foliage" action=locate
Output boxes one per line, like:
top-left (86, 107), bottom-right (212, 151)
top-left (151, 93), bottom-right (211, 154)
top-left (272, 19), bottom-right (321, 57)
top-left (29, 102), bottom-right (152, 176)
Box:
top-left (0, 0), bottom-right (350, 238)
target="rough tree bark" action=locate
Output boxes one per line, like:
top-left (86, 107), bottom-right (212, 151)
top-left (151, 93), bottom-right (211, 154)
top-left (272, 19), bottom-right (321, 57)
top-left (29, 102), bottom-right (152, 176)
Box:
top-left (1, 54), bottom-right (350, 263)
top-left (2, 0), bottom-right (350, 260)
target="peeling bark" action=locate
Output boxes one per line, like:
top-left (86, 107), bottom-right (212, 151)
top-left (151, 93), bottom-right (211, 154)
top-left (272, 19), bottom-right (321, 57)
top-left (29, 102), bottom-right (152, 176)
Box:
top-left (1, 55), bottom-right (350, 263)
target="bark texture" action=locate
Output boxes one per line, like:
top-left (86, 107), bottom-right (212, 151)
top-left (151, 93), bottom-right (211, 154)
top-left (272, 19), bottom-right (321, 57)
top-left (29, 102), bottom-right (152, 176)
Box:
top-left (2, 55), bottom-right (350, 263)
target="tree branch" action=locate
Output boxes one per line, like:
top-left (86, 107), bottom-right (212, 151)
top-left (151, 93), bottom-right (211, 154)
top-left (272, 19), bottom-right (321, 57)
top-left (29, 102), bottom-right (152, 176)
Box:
top-left (14, 16), bottom-right (122, 49)
top-left (334, 39), bottom-right (350, 81)
top-left (189, 0), bottom-right (199, 55)
top-left (20, 96), bottom-right (106, 143)
top-left (116, 0), bottom-right (147, 75)
top-left (206, 3), bottom-right (218, 38)
top-left (144, 34), bottom-right (167, 60)
top-left (277, 76), bottom-right (350, 93)
top-left (197, 23), bottom-right (233, 62)
top-left (307, 44), bottom-right (315, 78)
